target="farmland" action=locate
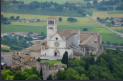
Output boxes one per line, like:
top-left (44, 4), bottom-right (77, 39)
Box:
top-left (1, 24), bottom-right (46, 33)
top-left (110, 27), bottom-right (123, 33)
top-left (1, 12), bottom-right (123, 44)
top-left (92, 11), bottom-right (123, 19)
top-left (85, 9), bottom-right (123, 16)
top-left (110, 27), bottom-right (123, 30)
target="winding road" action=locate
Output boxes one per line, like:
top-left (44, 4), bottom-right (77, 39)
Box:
top-left (85, 13), bottom-right (123, 38)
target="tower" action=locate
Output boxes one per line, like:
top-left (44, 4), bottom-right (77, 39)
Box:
top-left (47, 17), bottom-right (57, 46)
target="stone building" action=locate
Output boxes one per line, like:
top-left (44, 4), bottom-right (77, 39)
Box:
top-left (19, 17), bottom-right (103, 60)
top-left (40, 17), bottom-right (103, 60)
top-left (37, 62), bottom-right (49, 80)
top-left (1, 52), bottom-right (13, 67)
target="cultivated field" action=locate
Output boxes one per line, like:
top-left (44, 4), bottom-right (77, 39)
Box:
top-left (107, 10), bottom-right (123, 14)
top-left (92, 11), bottom-right (123, 19)
top-left (110, 27), bottom-right (123, 33)
top-left (110, 27), bottom-right (123, 30)
top-left (17, 0), bottom-right (64, 4)
top-left (1, 12), bottom-right (123, 44)
top-left (1, 44), bottom-right (10, 49)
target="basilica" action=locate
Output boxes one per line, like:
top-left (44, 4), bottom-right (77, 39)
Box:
top-left (20, 17), bottom-right (103, 60)
top-left (40, 17), bottom-right (103, 60)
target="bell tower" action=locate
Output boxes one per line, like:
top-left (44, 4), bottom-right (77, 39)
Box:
top-left (47, 17), bottom-right (57, 46)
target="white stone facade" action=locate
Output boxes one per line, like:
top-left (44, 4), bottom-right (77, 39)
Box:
top-left (40, 17), bottom-right (103, 60)
top-left (40, 17), bottom-right (82, 60)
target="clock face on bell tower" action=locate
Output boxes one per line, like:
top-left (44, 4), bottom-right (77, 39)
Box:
top-left (54, 42), bottom-right (59, 47)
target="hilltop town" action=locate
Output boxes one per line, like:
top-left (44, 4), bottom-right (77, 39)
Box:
top-left (1, 0), bottom-right (123, 80)
top-left (1, 17), bottom-right (104, 80)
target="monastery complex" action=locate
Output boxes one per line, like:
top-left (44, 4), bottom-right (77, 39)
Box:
top-left (20, 17), bottom-right (104, 60)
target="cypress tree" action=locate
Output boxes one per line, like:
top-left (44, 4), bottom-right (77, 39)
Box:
top-left (61, 51), bottom-right (68, 68)
top-left (66, 52), bottom-right (68, 68)
top-left (40, 67), bottom-right (43, 80)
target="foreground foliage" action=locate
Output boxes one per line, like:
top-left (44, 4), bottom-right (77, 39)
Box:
top-left (56, 49), bottom-right (123, 80)
top-left (1, 66), bottom-right (41, 80)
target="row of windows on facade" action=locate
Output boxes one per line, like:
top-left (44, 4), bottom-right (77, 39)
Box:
top-left (48, 27), bottom-right (57, 29)
top-left (48, 20), bottom-right (57, 25)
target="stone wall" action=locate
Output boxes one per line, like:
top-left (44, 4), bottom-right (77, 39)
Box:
top-left (1, 54), bottom-right (12, 67)
top-left (36, 62), bottom-right (49, 80)
top-left (49, 63), bottom-right (67, 80)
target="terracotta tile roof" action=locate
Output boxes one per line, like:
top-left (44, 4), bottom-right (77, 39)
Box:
top-left (13, 55), bottom-right (20, 60)
top-left (80, 31), bottom-right (99, 42)
top-left (57, 29), bottom-right (78, 39)
top-left (21, 38), bottom-right (47, 53)
top-left (80, 31), bottom-right (99, 35)
top-left (80, 35), bottom-right (99, 49)
top-left (47, 17), bottom-right (57, 20)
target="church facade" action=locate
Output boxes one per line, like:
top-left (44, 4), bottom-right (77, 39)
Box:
top-left (20, 17), bottom-right (103, 60)
top-left (40, 17), bottom-right (103, 60)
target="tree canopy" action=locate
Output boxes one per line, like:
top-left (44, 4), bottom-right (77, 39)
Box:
top-left (57, 49), bottom-right (123, 80)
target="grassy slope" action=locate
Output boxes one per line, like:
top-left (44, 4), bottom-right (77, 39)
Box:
top-left (1, 24), bottom-right (46, 33)
top-left (41, 60), bottom-right (61, 64)
top-left (1, 44), bottom-right (10, 49)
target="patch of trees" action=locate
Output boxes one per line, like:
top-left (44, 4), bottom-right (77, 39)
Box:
top-left (83, 28), bottom-right (88, 31)
top-left (97, 7), bottom-right (107, 10)
top-left (100, 0), bottom-right (120, 5)
top-left (116, 3), bottom-right (123, 10)
top-left (10, 16), bottom-right (20, 20)
top-left (86, 0), bottom-right (121, 10)
top-left (59, 17), bottom-right (62, 22)
top-left (102, 41), bottom-right (123, 47)
top-left (47, 75), bottom-right (53, 80)
top-left (56, 49), bottom-right (123, 80)
top-left (1, 1), bottom-right (86, 17)
top-left (1, 66), bottom-right (42, 80)
top-left (93, 0), bottom-right (98, 5)
top-left (1, 48), bottom-right (10, 52)
top-left (97, 17), bottom-right (106, 23)
top-left (1, 35), bottom-right (33, 51)
top-left (1, 15), bottom-right (11, 24)
top-left (1, 15), bottom-right (21, 24)
top-left (67, 17), bottom-right (77, 22)
top-left (97, 17), bottom-right (113, 24)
